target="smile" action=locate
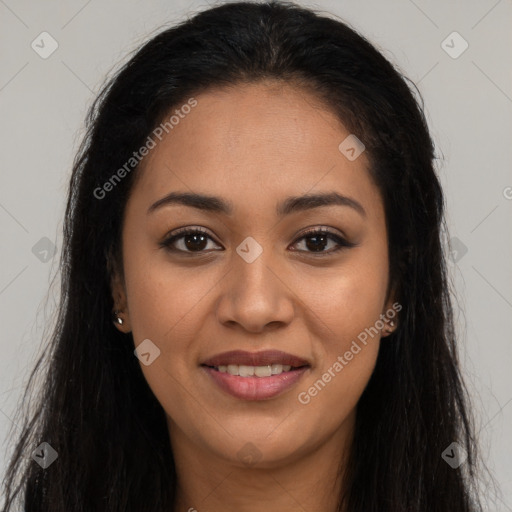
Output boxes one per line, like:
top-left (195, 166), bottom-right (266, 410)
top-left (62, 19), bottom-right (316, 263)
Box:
top-left (201, 350), bottom-right (310, 400)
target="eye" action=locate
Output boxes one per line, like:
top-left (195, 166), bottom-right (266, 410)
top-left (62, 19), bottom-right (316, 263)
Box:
top-left (290, 227), bottom-right (355, 256)
top-left (160, 227), bottom-right (221, 254)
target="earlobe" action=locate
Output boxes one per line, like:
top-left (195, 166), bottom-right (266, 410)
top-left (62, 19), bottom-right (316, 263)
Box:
top-left (112, 308), bottom-right (132, 333)
top-left (381, 290), bottom-right (400, 338)
top-left (107, 246), bottom-right (132, 333)
top-left (110, 280), bottom-right (132, 333)
top-left (111, 283), bottom-right (132, 332)
top-left (381, 318), bottom-right (397, 338)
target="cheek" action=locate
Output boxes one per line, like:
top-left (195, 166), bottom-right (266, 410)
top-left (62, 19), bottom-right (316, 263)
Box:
top-left (294, 242), bottom-right (388, 415)
top-left (294, 300), bottom-right (383, 437)
top-left (123, 245), bottom-right (212, 345)
top-left (301, 241), bottom-right (389, 346)
top-left (122, 250), bottom-right (212, 419)
top-left (296, 341), bottom-right (379, 440)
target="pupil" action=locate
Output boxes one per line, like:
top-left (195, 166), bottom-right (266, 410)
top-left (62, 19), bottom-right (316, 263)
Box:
top-left (185, 234), bottom-right (207, 251)
top-left (306, 234), bottom-right (327, 252)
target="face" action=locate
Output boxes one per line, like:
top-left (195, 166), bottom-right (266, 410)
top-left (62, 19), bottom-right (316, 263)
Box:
top-left (112, 80), bottom-right (396, 469)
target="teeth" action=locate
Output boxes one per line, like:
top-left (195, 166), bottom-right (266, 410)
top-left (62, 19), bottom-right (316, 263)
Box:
top-left (239, 365), bottom-right (254, 377)
top-left (227, 364), bottom-right (238, 375)
top-left (255, 365), bottom-right (272, 377)
top-left (216, 364), bottom-right (294, 377)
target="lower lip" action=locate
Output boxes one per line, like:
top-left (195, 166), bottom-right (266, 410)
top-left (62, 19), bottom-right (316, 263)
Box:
top-left (202, 366), bottom-right (309, 401)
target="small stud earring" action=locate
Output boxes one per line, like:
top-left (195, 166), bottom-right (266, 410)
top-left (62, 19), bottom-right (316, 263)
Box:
top-left (113, 310), bottom-right (124, 326)
top-left (385, 320), bottom-right (396, 334)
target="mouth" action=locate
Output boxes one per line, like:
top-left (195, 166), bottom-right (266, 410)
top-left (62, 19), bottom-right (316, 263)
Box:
top-left (200, 350), bottom-right (310, 401)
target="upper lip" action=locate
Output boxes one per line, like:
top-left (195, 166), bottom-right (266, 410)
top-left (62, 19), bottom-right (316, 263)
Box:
top-left (201, 350), bottom-right (310, 368)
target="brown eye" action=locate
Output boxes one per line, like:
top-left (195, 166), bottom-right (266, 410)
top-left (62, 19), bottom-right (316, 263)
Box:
top-left (161, 228), bottom-right (221, 253)
top-left (290, 228), bottom-right (355, 255)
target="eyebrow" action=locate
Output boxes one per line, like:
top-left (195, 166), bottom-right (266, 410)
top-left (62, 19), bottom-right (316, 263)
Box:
top-left (147, 191), bottom-right (366, 218)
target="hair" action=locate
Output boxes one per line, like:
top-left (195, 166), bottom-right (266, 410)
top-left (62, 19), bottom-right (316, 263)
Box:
top-left (1, 1), bottom-right (488, 510)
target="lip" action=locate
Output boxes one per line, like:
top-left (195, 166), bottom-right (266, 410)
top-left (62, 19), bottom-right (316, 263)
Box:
top-left (201, 349), bottom-right (309, 368)
top-left (201, 350), bottom-right (310, 401)
top-left (202, 366), bottom-right (309, 401)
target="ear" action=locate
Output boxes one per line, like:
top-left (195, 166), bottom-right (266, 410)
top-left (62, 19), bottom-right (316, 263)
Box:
top-left (380, 282), bottom-right (400, 338)
top-left (107, 246), bottom-right (132, 333)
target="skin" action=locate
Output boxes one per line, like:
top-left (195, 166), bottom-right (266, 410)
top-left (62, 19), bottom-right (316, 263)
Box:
top-left (111, 79), bottom-right (397, 512)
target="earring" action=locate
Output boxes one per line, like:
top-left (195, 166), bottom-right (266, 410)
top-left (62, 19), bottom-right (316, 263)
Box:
top-left (386, 319), bottom-right (396, 333)
top-left (112, 310), bottom-right (124, 326)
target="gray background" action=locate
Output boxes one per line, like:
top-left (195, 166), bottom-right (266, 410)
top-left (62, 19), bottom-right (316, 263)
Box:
top-left (0, 0), bottom-right (511, 509)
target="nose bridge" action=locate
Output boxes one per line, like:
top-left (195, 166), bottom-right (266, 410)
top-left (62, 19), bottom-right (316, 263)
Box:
top-left (232, 234), bottom-right (278, 301)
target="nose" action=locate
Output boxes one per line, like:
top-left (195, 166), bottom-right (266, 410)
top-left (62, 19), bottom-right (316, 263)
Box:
top-left (215, 244), bottom-right (295, 333)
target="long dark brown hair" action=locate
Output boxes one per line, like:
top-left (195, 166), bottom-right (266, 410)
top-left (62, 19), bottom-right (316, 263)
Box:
top-left (1, 1), bottom-right (487, 510)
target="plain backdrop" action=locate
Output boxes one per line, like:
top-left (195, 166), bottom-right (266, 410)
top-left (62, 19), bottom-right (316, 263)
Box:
top-left (1, 0), bottom-right (511, 509)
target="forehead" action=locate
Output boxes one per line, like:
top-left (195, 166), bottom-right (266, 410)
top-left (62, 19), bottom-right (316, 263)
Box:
top-left (131, 80), bottom-right (383, 220)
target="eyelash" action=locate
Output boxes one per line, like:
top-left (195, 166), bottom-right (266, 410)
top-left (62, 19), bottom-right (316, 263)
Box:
top-left (160, 226), bottom-right (355, 257)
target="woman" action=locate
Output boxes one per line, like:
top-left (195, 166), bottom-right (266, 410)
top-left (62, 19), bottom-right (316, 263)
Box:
top-left (0, 1), bottom-right (486, 510)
